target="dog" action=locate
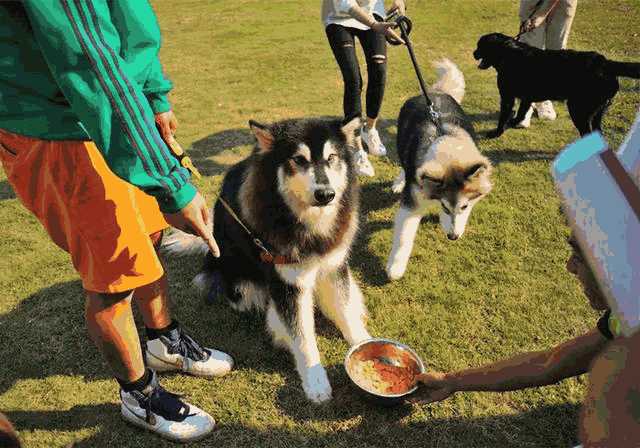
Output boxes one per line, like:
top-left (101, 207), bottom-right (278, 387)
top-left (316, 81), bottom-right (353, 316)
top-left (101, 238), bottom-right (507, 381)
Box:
top-left (386, 59), bottom-right (493, 281)
top-left (163, 117), bottom-right (371, 403)
top-left (473, 32), bottom-right (640, 138)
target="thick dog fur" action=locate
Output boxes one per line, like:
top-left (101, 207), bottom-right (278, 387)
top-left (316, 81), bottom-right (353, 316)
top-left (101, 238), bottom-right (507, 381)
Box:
top-left (473, 32), bottom-right (640, 138)
top-left (386, 59), bottom-right (493, 281)
top-left (163, 118), bottom-right (371, 403)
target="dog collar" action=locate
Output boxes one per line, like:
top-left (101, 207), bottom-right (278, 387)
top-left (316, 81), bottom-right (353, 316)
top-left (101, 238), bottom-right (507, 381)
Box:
top-left (218, 196), bottom-right (295, 265)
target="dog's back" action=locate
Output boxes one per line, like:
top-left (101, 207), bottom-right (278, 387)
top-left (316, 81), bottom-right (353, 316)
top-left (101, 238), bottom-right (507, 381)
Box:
top-left (397, 60), bottom-right (476, 182)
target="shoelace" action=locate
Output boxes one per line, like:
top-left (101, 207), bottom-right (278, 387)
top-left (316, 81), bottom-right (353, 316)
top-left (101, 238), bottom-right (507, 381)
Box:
top-left (165, 327), bottom-right (210, 363)
top-left (133, 383), bottom-right (194, 425)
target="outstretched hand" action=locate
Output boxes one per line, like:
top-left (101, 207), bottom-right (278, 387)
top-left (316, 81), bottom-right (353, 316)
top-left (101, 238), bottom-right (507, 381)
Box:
top-left (163, 191), bottom-right (220, 257)
top-left (409, 372), bottom-right (456, 404)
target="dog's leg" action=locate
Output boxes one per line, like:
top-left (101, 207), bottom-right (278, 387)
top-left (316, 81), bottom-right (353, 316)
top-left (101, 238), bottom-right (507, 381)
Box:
top-left (316, 265), bottom-right (371, 345)
top-left (510, 99), bottom-right (533, 127)
top-left (487, 95), bottom-right (515, 138)
top-left (391, 169), bottom-right (406, 194)
top-left (590, 98), bottom-right (612, 133)
top-left (386, 206), bottom-right (423, 280)
top-left (567, 98), bottom-right (594, 136)
top-left (267, 268), bottom-right (331, 403)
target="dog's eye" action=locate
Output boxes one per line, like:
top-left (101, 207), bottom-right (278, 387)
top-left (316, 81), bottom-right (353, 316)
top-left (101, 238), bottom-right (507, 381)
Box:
top-left (440, 200), bottom-right (452, 215)
top-left (292, 156), bottom-right (308, 167)
top-left (461, 204), bottom-right (469, 211)
top-left (327, 154), bottom-right (338, 164)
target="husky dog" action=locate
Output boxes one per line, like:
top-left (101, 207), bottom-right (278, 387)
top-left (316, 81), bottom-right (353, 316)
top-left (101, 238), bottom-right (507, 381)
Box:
top-left (386, 59), bottom-right (493, 280)
top-left (163, 118), bottom-right (371, 403)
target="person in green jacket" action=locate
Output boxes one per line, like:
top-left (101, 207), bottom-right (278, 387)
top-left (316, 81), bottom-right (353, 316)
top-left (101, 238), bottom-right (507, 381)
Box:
top-left (0, 1), bottom-right (232, 442)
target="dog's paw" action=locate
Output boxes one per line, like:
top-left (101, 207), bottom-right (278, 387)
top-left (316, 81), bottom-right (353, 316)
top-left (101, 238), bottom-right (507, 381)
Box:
top-left (385, 259), bottom-right (407, 281)
top-left (391, 180), bottom-right (405, 194)
top-left (302, 365), bottom-right (332, 403)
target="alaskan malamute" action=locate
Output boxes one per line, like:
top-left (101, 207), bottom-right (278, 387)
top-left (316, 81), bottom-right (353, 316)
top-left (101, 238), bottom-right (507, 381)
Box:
top-left (386, 59), bottom-right (493, 280)
top-left (164, 118), bottom-right (371, 402)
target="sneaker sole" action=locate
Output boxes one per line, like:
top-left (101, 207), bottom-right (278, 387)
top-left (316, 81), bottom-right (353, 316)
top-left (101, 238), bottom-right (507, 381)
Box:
top-left (121, 404), bottom-right (215, 443)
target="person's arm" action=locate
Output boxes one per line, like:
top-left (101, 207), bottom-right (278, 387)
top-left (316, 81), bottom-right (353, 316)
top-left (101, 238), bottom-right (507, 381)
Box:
top-left (524, 0), bottom-right (562, 31)
top-left (144, 57), bottom-right (173, 115)
top-left (416, 329), bottom-right (609, 403)
top-left (22, 0), bottom-right (193, 214)
top-left (334, 0), bottom-right (404, 43)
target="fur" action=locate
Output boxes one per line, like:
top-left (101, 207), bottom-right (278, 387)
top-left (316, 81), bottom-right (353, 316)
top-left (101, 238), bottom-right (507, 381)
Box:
top-left (473, 32), bottom-right (640, 138)
top-left (162, 118), bottom-right (371, 403)
top-left (386, 59), bottom-right (493, 281)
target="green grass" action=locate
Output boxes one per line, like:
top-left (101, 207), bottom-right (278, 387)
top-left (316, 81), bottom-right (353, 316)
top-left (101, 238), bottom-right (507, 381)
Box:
top-left (1, 1), bottom-right (639, 446)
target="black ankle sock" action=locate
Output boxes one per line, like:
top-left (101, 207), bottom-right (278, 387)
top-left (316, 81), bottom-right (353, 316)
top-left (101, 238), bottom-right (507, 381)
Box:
top-left (145, 319), bottom-right (179, 341)
top-left (118, 369), bottom-right (152, 392)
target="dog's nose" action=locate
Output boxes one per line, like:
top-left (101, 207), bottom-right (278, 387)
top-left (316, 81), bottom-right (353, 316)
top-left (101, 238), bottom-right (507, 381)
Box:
top-left (314, 188), bottom-right (335, 205)
top-left (447, 233), bottom-right (460, 241)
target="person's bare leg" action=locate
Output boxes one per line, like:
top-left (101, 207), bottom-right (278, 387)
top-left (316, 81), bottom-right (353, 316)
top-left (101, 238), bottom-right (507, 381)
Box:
top-left (135, 231), bottom-right (172, 330)
top-left (84, 290), bottom-right (145, 382)
top-left (366, 116), bottom-right (378, 130)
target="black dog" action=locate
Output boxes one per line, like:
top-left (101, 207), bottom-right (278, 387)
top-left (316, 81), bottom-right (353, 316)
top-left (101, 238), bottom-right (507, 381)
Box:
top-left (473, 33), bottom-right (640, 138)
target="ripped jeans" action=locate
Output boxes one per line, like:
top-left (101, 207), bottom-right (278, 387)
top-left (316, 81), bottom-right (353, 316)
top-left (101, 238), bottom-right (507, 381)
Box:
top-left (325, 23), bottom-right (387, 123)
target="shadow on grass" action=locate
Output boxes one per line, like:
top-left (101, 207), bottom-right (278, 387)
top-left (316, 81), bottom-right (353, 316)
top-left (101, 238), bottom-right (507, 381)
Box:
top-left (187, 116), bottom-right (400, 177)
top-left (7, 402), bottom-right (582, 447)
top-left (0, 180), bottom-right (16, 200)
top-left (0, 281), bottom-right (110, 396)
top-left (483, 148), bottom-right (557, 166)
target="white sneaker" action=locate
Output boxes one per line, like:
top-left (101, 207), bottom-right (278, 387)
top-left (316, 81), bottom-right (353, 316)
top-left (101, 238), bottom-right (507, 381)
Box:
top-left (361, 125), bottom-right (387, 156)
top-left (354, 149), bottom-right (375, 177)
top-left (120, 371), bottom-right (215, 442)
top-left (515, 105), bottom-right (534, 128)
top-left (145, 324), bottom-right (234, 378)
top-left (534, 100), bottom-right (557, 120)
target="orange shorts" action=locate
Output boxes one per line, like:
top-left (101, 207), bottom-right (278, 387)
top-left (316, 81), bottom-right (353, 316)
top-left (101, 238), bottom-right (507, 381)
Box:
top-left (0, 128), bottom-right (168, 293)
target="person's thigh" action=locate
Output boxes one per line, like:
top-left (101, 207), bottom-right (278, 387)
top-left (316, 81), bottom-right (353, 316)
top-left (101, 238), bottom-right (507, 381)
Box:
top-left (546, 0), bottom-right (578, 50)
top-left (0, 128), bottom-right (166, 294)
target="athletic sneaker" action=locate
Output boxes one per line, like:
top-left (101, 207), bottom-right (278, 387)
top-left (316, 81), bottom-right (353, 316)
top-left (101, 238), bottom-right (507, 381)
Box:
top-left (120, 370), bottom-right (215, 442)
top-left (361, 125), bottom-right (387, 156)
top-left (515, 105), bottom-right (534, 128)
top-left (354, 148), bottom-right (375, 177)
top-left (145, 324), bottom-right (234, 377)
top-left (534, 100), bottom-right (557, 120)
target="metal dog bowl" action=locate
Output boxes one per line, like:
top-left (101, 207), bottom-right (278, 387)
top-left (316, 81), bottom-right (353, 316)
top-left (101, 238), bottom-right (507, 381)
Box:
top-left (344, 338), bottom-right (425, 406)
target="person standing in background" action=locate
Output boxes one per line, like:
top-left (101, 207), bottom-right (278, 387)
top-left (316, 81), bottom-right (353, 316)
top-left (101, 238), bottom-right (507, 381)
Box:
top-left (516, 0), bottom-right (579, 128)
top-left (322, 0), bottom-right (406, 177)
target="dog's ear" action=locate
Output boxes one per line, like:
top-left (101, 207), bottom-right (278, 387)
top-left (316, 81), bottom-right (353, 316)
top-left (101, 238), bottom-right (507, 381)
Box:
top-left (464, 162), bottom-right (490, 180)
top-left (341, 117), bottom-right (361, 146)
top-left (249, 120), bottom-right (274, 153)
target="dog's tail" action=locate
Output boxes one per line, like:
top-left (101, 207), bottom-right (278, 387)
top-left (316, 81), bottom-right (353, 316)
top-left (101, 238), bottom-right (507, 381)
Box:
top-left (432, 58), bottom-right (466, 104)
top-left (606, 60), bottom-right (640, 79)
top-left (161, 229), bottom-right (209, 258)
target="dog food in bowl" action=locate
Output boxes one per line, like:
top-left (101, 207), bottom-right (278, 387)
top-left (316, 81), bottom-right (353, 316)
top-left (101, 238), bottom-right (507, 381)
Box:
top-left (344, 338), bottom-right (425, 403)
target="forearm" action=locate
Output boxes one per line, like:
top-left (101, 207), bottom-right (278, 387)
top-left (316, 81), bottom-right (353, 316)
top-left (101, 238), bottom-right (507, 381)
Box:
top-left (348, 4), bottom-right (378, 28)
top-left (448, 330), bottom-right (608, 393)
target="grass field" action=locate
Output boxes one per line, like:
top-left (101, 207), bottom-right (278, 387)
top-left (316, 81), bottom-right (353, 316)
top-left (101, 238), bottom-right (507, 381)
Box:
top-left (1, 1), bottom-right (639, 447)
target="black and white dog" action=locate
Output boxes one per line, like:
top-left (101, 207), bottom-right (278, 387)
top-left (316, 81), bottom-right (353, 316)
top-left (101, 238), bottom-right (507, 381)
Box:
top-left (163, 118), bottom-right (371, 403)
top-left (386, 59), bottom-right (493, 280)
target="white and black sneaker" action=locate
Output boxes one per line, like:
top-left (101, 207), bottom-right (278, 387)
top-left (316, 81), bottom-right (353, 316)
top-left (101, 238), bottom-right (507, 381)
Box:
top-left (361, 125), bottom-right (387, 156)
top-left (120, 371), bottom-right (215, 442)
top-left (145, 323), bottom-right (234, 378)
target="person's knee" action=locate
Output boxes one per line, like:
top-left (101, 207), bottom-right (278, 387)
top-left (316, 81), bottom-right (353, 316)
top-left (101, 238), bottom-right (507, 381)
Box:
top-left (368, 54), bottom-right (387, 80)
top-left (86, 290), bottom-right (134, 310)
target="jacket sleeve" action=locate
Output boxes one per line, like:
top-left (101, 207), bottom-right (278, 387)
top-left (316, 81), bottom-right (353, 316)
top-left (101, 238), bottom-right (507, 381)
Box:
top-left (22, 0), bottom-right (195, 213)
top-left (144, 58), bottom-right (173, 114)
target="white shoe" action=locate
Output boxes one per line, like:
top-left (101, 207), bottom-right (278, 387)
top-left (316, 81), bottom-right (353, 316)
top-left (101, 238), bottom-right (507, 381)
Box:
top-left (534, 100), bottom-right (557, 120)
top-left (354, 149), bottom-right (375, 177)
top-left (120, 371), bottom-right (215, 442)
top-left (515, 106), bottom-right (534, 128)
top-left (361, 125), bottom-right (387, 156)
top-left (145, 324), bottom-right (234, 378)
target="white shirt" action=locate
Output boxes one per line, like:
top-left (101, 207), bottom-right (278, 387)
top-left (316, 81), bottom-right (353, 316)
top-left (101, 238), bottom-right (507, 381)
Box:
top-left (321, 0), bottom-right (387, 31)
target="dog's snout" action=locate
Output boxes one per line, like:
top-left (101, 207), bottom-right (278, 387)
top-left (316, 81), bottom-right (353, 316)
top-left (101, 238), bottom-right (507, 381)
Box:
top-left (314, 187), bottom-right (335, 205)
top-left (447, 233), bottom-right (460, 241)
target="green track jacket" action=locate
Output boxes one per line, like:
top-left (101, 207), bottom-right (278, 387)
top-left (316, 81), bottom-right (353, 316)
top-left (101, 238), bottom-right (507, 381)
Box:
top-left (0, 0), bottom-right (195, 213)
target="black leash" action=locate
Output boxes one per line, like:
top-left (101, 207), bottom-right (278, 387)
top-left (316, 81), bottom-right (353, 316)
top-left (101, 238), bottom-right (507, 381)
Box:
top-left (386, 11), bottom-right (443, 132)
